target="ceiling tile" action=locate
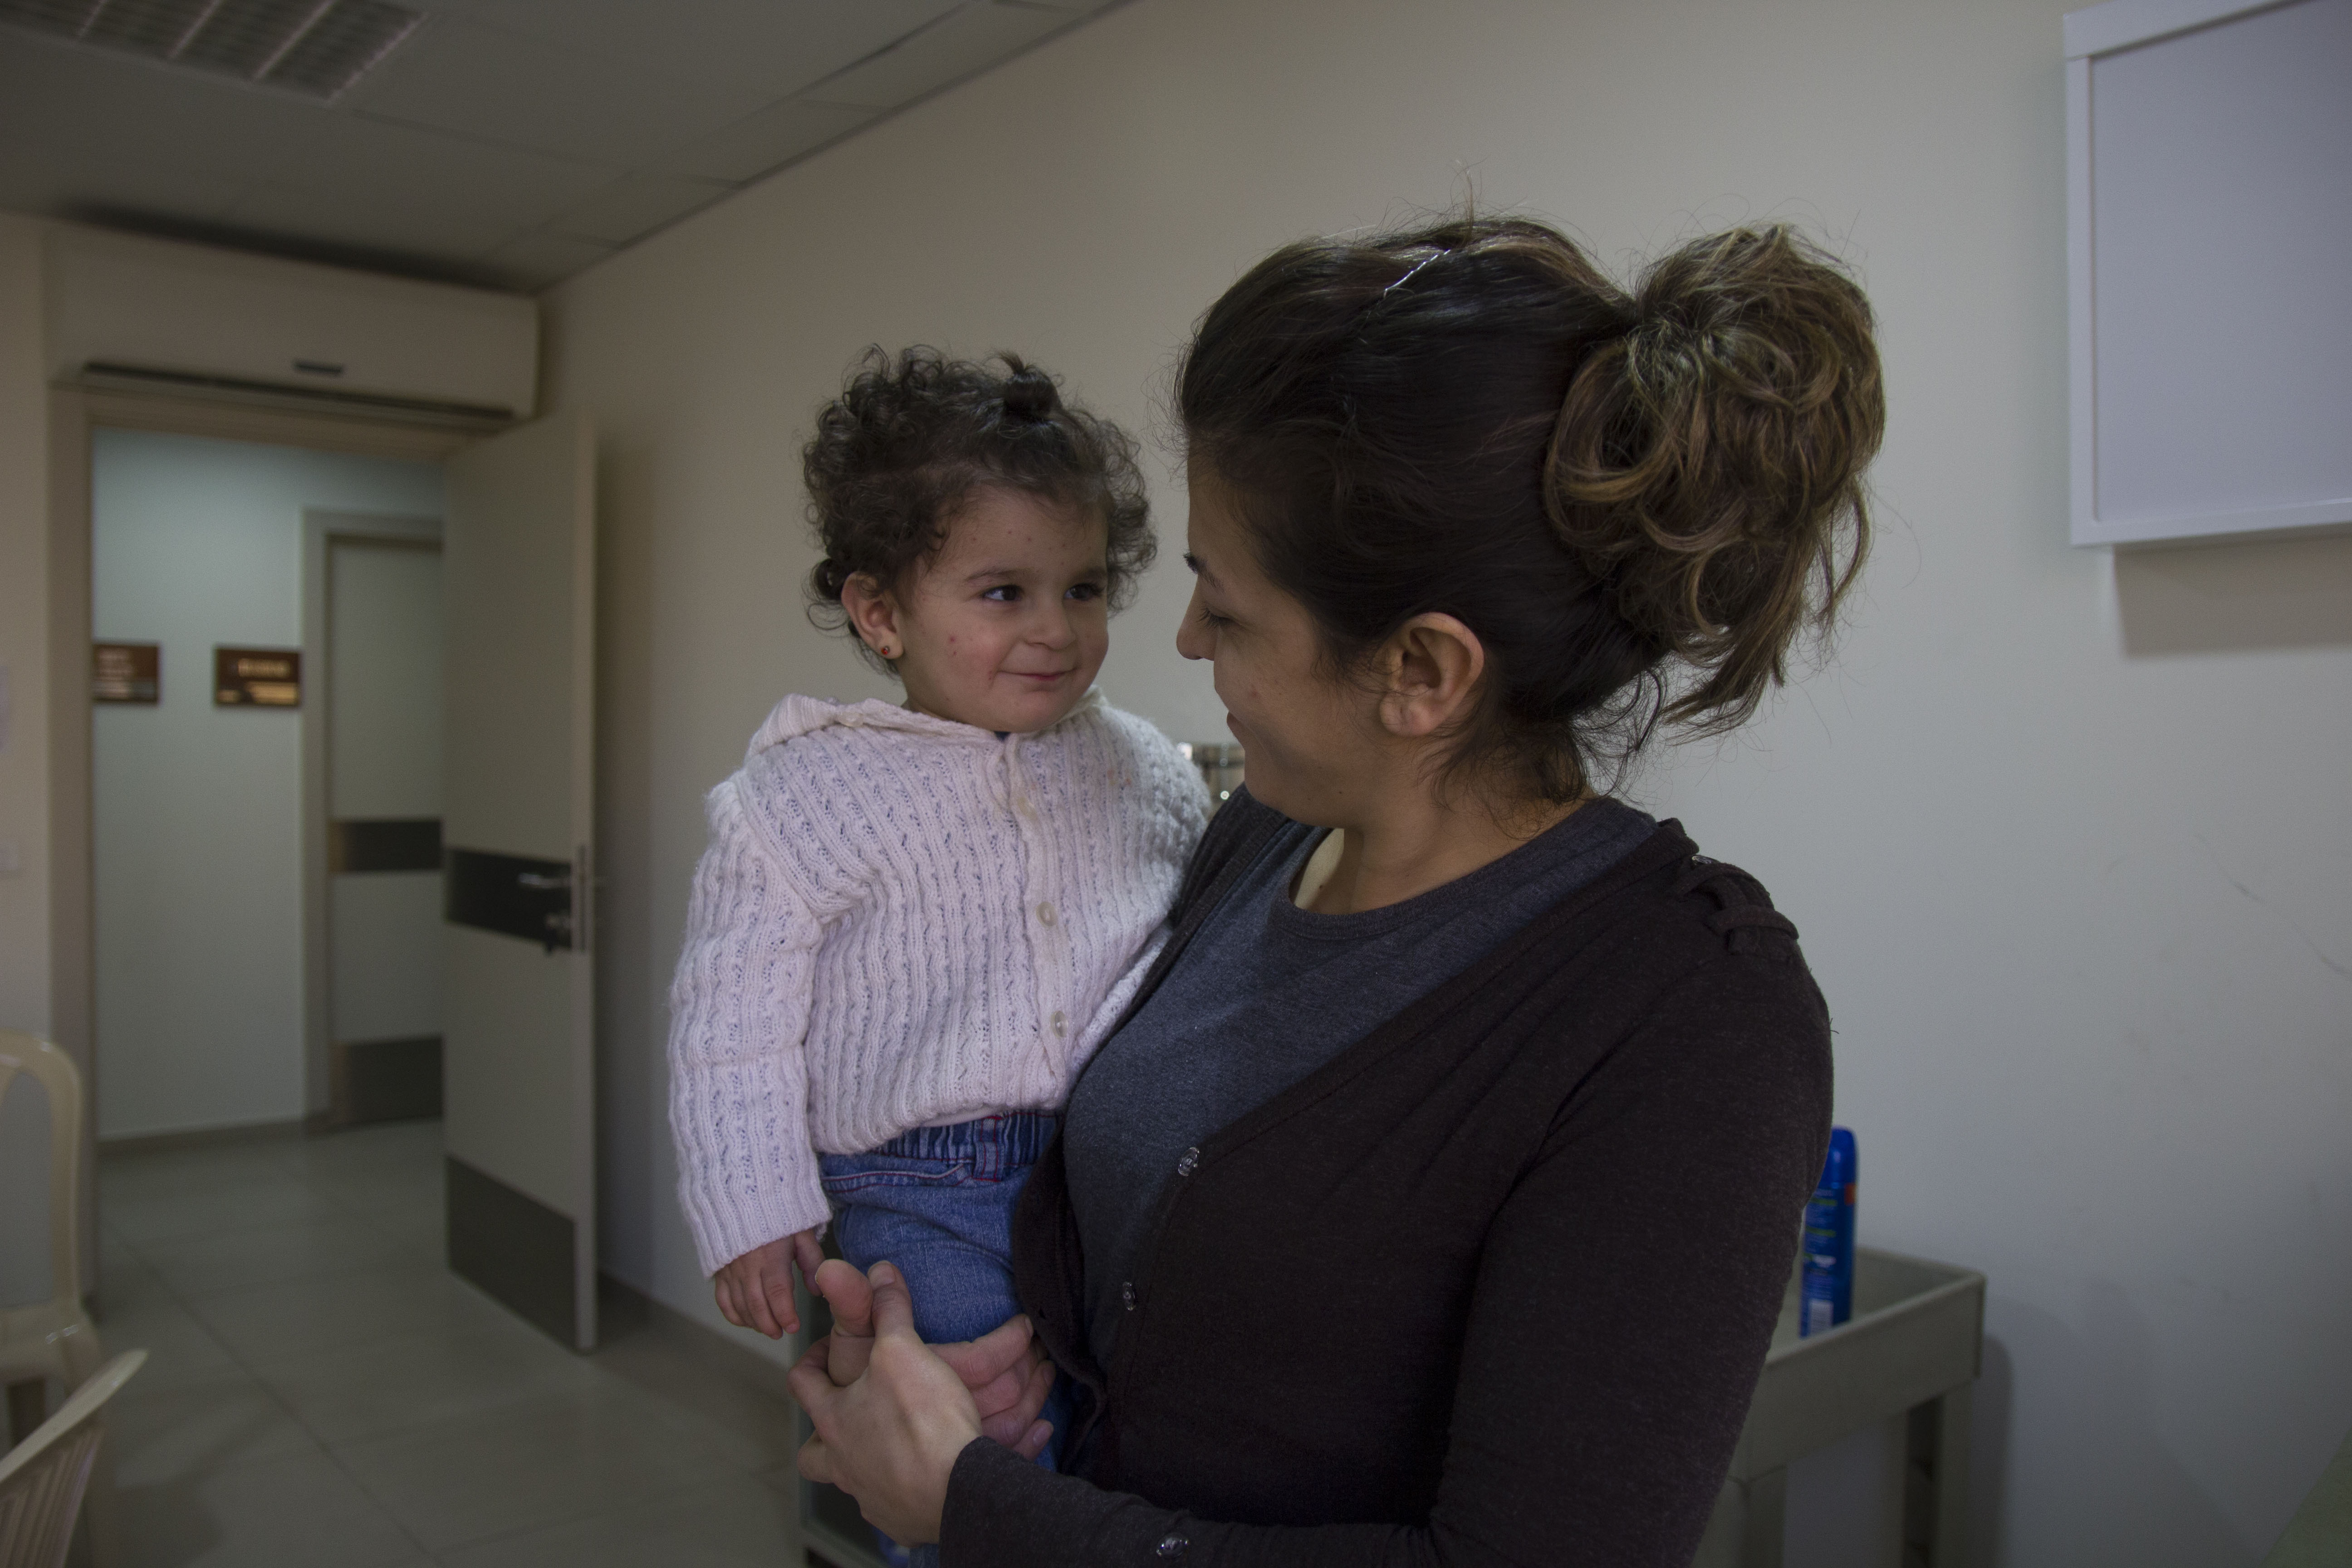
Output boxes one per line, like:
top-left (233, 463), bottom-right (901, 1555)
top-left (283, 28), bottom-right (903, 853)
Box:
top-left (547, 170), bottom-right (735, 245)
top-left (265, 114), bottom-right (615, 228)
top-left (0, 150), bottom-right (252, 229)
top-left (341, 15), bottom-right (757, 165)
top-left (476, 231), bottom-right (618, 290)
top-left (469, 0), bottom-right (964, 102)
top-left (221, 178), bottom-right (525, 260)
top-left (796, 1), bottom-right (1076, 112)
top-left (0, 31), bottom-right (340, 190)
top-left (652, 97), bottom-right (877, 185)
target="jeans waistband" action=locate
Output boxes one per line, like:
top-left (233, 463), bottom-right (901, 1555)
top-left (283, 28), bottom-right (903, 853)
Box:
top-left (872, 1111), bottom-right (1060, 1176)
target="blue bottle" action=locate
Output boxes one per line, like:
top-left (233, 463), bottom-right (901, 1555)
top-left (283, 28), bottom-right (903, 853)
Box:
top-left (1800, 1127), bottom-right (1857, 1338)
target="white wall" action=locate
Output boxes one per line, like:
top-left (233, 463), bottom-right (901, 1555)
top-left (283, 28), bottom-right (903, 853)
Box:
top-left (90, 428), bottom-right (442, 1138)
top-left (0, 216), bottom-right (57, 1311)
top-left (0, 214), bottom-right (51, 1039)
top-left (539, 0), bottom-right (2352, 1562)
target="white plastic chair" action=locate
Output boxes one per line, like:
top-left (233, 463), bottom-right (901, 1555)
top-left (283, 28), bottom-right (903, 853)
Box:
top-left (0, 1033), bottom-right (105, 1404)
top-left (0, 1349), bottom-right (143, 1568)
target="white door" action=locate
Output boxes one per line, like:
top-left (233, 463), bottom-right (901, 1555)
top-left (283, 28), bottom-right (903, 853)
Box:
top-left (327, 536), bottom-right (445, 1124)
top-left (440, 410), bottom-right (597, 1350)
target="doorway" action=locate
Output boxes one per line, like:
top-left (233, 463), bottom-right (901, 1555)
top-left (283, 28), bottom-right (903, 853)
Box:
top-left (88, 429), bottom-right (443, 1142)
top-left (57, 392), bottom-right (603, 1354)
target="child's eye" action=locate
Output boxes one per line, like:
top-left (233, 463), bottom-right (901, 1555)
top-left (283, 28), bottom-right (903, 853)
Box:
top-left (981, 584), bottom-right (1023, 603)
top-left (1066, 582), bottom-right (1103, 603)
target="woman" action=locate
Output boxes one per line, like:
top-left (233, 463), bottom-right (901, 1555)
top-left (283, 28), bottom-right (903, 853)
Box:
top-left (790, 213), bottom-right (1885, 1566)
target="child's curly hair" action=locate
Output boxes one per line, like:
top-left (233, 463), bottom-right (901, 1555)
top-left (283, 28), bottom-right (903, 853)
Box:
top-left (804, 347), bottom-right (1155, 669)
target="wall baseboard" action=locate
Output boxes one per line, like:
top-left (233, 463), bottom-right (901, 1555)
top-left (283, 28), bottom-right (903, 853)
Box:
top-left (97, 1116), bottom-right (305, 1155)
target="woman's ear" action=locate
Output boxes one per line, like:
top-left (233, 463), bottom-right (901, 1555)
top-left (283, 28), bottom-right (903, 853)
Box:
top-left (840, 573), bottom-right (906, 662)
top-left (1374, 613), bottom-right (1486, 739)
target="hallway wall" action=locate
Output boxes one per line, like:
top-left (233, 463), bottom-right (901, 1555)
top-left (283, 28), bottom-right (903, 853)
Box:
top-left (540, 1), bottom-right (2352, 1562)
top-left (0, 214), bottom-right (50, 1040)
top-left (90, 428), bottom-right (442, 1138)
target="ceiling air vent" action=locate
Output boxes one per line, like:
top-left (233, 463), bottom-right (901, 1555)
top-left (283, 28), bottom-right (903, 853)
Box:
top-left (1, 0), bottom-right (424, 102)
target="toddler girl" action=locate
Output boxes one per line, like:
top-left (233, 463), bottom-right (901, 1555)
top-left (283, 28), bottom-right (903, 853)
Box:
top-left (666, 348), bottom-right (1205, 1481)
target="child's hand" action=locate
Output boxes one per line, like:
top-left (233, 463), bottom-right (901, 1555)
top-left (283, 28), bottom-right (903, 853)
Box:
top-left (713, 1229), bottom-right (824, 1338)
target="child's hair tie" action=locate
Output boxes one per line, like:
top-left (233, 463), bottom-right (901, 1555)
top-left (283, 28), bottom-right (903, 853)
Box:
top-left (1001, 364), bottom-right (1061, 422)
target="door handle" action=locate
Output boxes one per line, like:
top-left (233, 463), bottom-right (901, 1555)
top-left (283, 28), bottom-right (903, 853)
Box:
top-left (517, 872), bottom-right (571, 889)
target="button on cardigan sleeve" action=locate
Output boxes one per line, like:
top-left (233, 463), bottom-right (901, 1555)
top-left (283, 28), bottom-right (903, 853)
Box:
top-left (666, 774), bottom-right (833, 1276)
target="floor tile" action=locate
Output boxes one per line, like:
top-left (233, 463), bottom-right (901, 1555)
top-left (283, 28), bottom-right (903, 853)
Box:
top-left (309, 1167), bottom-right (446, 1227)
top-left (101, 1141), bottom-right (302, 1198)
top-left (114, 1447), bottom-right (429, 1568)
top-left (106, 1369), bottom-right (323, 1485)
top-left (88, 1284), bottom-right (245, 1397)
top-left (181, 1262), bottom-right (515, 1363)
top-left (280, 1122), bottom-right (445, 1181)
top-left (436, 1470), bottom-right (803, 1568)
top-left (103, 1176), bottom-right (344, 1246)
top-left (245, 1320), bottom-right (602, 1446)
top-left (359, 1205), bottom-right (447, 1254)
top-left (135, 1214), bottom-right (435, 1298)
top-left (327, 1383), bottom-right (749, 1551)
top-left (589, 1322), bottom-right (804, 1473)
top-left (94, 1122), bottom-right (818, 1565)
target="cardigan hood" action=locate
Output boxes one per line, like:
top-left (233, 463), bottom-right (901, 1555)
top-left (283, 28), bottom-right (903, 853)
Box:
top-left (743, 687), bottom-right (1109, 760)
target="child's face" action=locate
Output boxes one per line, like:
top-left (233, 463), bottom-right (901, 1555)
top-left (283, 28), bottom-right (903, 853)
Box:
top-left (861, 486), bottom-right (1112, 734)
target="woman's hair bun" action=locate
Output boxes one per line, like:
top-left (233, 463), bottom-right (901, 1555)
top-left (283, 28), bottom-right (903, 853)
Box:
top-left (1000, 360), bottom-right (1062, 422)
top-left (1547, 224), bottom-right (1884, 733)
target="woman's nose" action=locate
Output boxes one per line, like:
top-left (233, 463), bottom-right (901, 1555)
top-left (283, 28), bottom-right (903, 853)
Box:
top-left (1175, 586), bottom-right (1210, 662)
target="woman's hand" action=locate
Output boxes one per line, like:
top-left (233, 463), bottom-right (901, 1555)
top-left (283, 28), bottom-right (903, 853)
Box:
top-left (791, 1262), bottom-right (986, 1546)
top-left (712, 1229), bottom-right (824, 1338)
top-left (809, 1258), bottom-right (1057, 1457)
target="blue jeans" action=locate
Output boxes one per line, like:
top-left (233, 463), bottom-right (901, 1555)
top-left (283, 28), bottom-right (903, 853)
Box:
top-left (819, 1112), bottom-right (1073, 1566)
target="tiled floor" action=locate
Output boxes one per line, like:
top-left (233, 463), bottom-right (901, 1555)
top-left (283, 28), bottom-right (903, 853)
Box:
top-left (88, 1120), bottom-right (810, 1567)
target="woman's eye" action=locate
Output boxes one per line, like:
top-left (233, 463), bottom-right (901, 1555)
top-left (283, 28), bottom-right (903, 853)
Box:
top-left (981, 584), bottom-right (1023, 603)
top-left (1196, 605), bottom-right (1233, 629)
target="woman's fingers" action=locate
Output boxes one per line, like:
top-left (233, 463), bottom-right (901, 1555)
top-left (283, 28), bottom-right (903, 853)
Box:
top-left (1012, 1418), bottom-right (1054, 1463)
top-left (934, 1313), bottom-right (1034, 1392)
top-left (786, 1343), bottom-right (844, 1480)
top-left (813, 1257), bottom-right (876, 1338)
top-left (866, 1260), bottom-right (917, 1338)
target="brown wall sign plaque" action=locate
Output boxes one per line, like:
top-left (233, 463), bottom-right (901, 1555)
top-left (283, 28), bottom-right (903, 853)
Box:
top-left (93, 642), bottom-right (160, 704)
top-left (215, 647), bottom-right (302, 707)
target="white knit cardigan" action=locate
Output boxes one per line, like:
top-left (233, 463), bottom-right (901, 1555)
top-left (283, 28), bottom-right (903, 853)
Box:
top-left (666, 688), bottom-right (1208, 1276)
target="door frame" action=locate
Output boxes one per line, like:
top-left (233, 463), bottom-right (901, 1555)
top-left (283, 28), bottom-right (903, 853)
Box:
top-left (302, 516), bottom-right (444, 1130)
top-left (46, 387), bottom-right (476, 1294)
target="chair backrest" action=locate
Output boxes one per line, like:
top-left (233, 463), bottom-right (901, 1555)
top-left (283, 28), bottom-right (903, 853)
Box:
top-left (0, 1031), bottom-right (83, 1316)
top-left (0, 1348), bottom-right (143, 1568)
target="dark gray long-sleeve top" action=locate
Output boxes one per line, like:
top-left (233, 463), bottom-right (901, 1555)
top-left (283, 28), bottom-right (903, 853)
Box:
top-left (1064, 799), bottom-right (1656, 1372)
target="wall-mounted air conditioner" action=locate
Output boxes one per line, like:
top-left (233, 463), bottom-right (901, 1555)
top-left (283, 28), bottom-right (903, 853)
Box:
top-left (44, 226), bottom-right (538, 430)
